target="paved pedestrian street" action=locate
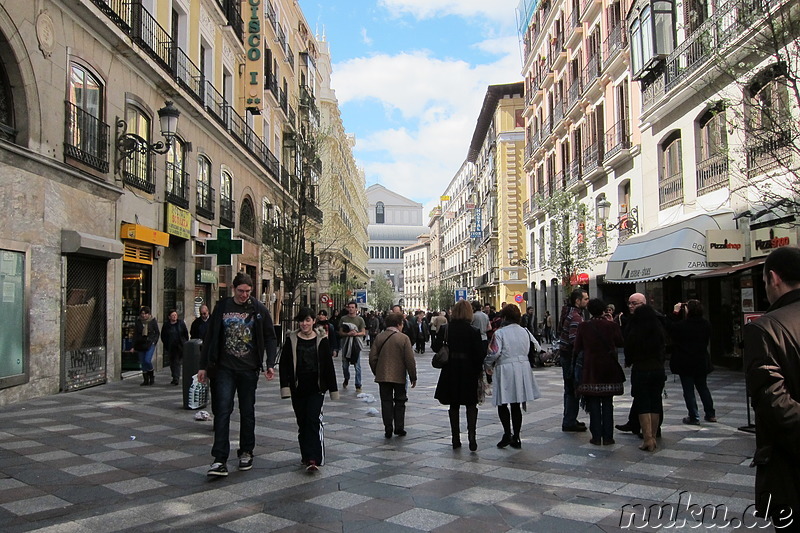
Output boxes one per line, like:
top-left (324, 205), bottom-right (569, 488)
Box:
top-left (0, 348), bottom-right (767, 532)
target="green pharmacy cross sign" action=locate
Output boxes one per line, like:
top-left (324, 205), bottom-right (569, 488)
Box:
top-left (206, 228), bottom-right (243, 266)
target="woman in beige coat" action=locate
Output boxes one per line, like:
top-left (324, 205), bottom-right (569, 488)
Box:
top-left (369, 312), bottom-right (417, 439)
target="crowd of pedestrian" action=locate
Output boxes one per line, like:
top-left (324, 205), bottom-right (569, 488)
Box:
top-left (127, 247), bottom-right (799, 524)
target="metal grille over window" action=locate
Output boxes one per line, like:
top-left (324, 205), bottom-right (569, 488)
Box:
top-left (64, 256), bottom-right (107, 391)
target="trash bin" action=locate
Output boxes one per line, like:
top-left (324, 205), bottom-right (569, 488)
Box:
top-left (182, 339), bottom-right (206, 409)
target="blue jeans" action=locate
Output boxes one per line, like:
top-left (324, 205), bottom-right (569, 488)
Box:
top-left (341, 345), bottom-right (362, 389)
top-left (138, 344), bottom-right (155, 372)
top-left (586, 396), bottom-right (614, 441)
top-left (291, 392), bottom-right (325, 465)
top-left (209, 366), bottom-right (260, 463)
top-left (680, 373), bottom-right (715, 421)
top-left (560, 352), bottom-right (580, 428)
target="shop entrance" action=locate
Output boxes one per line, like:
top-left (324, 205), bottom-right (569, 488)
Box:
top-left (122, 264), bottom-right (152, 371)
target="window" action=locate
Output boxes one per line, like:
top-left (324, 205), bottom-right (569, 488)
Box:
top-left (659, 132), bottom-right (683, 209)
top-left (240, 197), bottom-right (255, 237)
top-left (746, 64), bottom-right (791, 173)
top-left (697, 106), bottom-right (729, 194)
top-left (0, 58), bottom-right (14, 141)
top-left (197, 156), bottom-right (214, 219)
top-left (121, 104), bottom-right (153, 191)
top-left (376, 201), bottom-right (385, 224)
top-left (165, 137), bottom-right (188, 208)
top-left (220, 172), bottom-right (235, 228)
top-left (629, 0), bottom-right (675, 78)
top-left (65, 63), bottom-right (108, 172)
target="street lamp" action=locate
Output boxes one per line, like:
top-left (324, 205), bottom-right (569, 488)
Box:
top-left (597, 198), bottom-right (639, 233)
top-left (507, 247), bottom-right (529, 267)
top-left (115, 100), bottom-right (181, 173)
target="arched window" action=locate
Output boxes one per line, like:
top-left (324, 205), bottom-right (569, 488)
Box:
top-left (240, 197), bottom-right (255, 237)
top-left (376, 201), bottom-right (385, 224)
top-left (66, 63), bottom-right (107, 171)
top-left (197, 156), bottom-right (214, 219)
top-left (659, 131), bottom-right (683, 209)
top-left (122, 104), bottom-right (153, 191)
top-left (0, 58), bottom-right (15, 142)
top-left (746, 63), bottom-right (791, 174)
top-left (165, 137), bottom-right (188, 208)
top-left (220, 172), bottom-right (234, 228)
top-left (697, 105), bottom-right (728, 195)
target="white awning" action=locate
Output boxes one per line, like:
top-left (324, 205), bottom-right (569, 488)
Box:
top-left (605, 212), bottom-right (732, 283)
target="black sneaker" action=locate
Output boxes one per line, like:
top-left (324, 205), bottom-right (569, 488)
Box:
top-left (238, 451), bottom-right (253, 471)
top-left (207, 462), bottom-right (228, 476)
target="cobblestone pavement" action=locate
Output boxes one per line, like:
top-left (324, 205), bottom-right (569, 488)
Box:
top-left (0, 347), bottom-right (764, 532)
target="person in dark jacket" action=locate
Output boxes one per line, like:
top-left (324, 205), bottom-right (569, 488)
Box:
top-left (315, 309), bottom-right (339, 357)
top-left (624, 304), bottom-right (667, 452)
top-left (369, 312), bottom-right (417, 439)
top-left (190, 304), bottom-right (210, 340)
top-left (573, 299), bottom-right (625, 445)
top-left (133, 306), bottom-right (159, 386)
top-left (411, 311), bottom-right (430, 353)
top-left (743, 246), bottom-right (800, 527)
top-left (667, 299), bottom-right (715, 425)
top-left (161, 309), bottom-right (189, 385)
top-left (279, 308), bottom-right (338, 473)
top-left (197, 272), bottom-right (277, 477)
top-left (432, 300), bottom-right (484, 451)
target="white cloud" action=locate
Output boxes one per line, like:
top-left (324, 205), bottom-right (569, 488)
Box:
top-left (379, 0), bottom-right (520, 24)
top-left (360, 27), bottom-right (373, 45)
top-left (332, 44), bottom-right (520, 206)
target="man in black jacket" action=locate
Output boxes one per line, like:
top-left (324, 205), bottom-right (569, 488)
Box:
top-left (744, 246), bottom-right (800, 527)
top-left (198, 272), bottom-right (277, 477)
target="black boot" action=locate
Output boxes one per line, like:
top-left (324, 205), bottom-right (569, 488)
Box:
top-left (510, 434), bottom-right (522, 449)
top-left (497, 434), bottom-right (511, 448)
top-left (466, 405), bottom-right (478, 451)
top-left (147, 370), bottom-right (155, 385)
top-left (448, 407), bottom-right (461, 449)
top-left (140, 371), bottom-right (149, 386)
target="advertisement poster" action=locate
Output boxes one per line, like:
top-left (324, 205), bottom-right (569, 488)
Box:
top-left (741, 288), bottom-right (754, 313)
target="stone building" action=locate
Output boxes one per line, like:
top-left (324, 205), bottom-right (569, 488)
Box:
top-left (0, 0), bottom-right (330, 405)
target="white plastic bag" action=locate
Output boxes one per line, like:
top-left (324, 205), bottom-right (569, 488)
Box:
top-left (188, 374), bottom-right (209, 410)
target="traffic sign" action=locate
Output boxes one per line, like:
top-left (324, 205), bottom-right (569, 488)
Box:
top-left (355, 289), bottom-right (367, 305)
top-left (455, 288), bottom-right (468, 302)
top-left (514, 294), bottom-right (523, 303)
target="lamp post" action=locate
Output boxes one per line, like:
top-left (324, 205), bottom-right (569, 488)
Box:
top-left (115, 100), bottom-right (181, 174)
top-left (597, 198), bottom-right (639, 234)
top-left (507, 247), bottom-right (529, 267)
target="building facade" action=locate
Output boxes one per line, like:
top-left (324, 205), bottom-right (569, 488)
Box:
top-left (366, 184), bottom-right (427, 309)
top-left (0, 0), bottom-right (334, 405)
top-left (402, 235), bottom-right (431, 312)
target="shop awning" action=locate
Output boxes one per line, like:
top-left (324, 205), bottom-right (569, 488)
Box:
top-left (605, 213), bottom-right (731, 283)
top-left (694, 258), bottom-right (765, 279)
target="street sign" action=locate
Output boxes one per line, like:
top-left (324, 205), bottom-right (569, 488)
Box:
top-left (320, 293), bottom-right (330, 304)
top-left (355, 289), bottom-right (367, 305)
top-left (455, 288), bottom-right (468, 302)
top-left (514, 294), bottom-right (523, 303)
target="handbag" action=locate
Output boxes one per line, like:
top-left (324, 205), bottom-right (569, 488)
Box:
top-left (526, 331), bottom-right (542, 368)
top-left (431, 326), bottom-right (449, 368)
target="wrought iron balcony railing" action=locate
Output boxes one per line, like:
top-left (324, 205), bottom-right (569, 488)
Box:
top-left (220, 196), bottom-right (236, 228)
top-left (165, 162), bottom-right (190, 209)
top-left (64, 100), bottom-right (110, 173)
top-left (696, 152), bottom-right (730, 195)
top-left (196, 182), bottom-right (215, 220)
top-left (659, 170), bottom-right (684, 209)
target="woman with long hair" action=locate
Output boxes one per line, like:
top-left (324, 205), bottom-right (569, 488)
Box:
top-left (624, 304), bottom-right (667, 452)
top-left (432, 300), bottom-right (484, 451)
top-left (279, 308), bottom-right (339, 472)
top-left (484, 305), bottom-right (542, 449)
top-left (573, 299), bottom-right (625, 445)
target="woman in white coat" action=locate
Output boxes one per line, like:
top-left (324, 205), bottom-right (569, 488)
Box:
top-left (484, 304), bottom-right (541, 448)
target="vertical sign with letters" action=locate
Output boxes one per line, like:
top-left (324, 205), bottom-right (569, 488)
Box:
top-left (243, 0), bottom-right (264, 113)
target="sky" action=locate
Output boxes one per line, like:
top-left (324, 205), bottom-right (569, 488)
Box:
top-left (299, 0), bottom-right (524, 217)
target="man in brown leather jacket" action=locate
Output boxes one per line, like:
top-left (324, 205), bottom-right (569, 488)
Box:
top-left (744, 246), bottom-right (800, 529)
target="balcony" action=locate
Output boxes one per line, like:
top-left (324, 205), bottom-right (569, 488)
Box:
top-left (64, 101), bottom-right (110, 173)
top-left (696, 152), bottom-right (730, 195)
top-left (582, 141), bottom-right (603, 175)
top-left (196, 182), bottom-right (215, 220)
top-left (165, 162), bottom-right (190, 209)
top-left (221, 0), bottom-right (242, 42)
top-left (566, 78), bottom-right (582, 111)
top-left (603, 24), bottom-right (627, 66)
top-left (220, 196), bottom-right (236, 228)
top-left (659, 170), bottom-right (684, 209)
top-left (746, 129), bottom-right (793, 176)
top-left (581, 53), bottom-right (602, 95)
top-left (604, 119), bottom-right (630, 162)
top-left (121, 144), bottom-right (153, 193)
top-left (89, 0), bottom-right (280, 180)
top-left (569, 159), bottom-right (582, 185)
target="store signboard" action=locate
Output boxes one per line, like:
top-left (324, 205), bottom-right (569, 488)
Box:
top-left (166, 204), bottom-right (192, 239)
top-left (750, 226), bottom-right (796, 257)
top-left (706, 230), bottom-right (744, 262)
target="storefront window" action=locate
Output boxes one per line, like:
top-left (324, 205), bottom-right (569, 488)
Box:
top-left (0, 248), bottom-right (27, 385)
